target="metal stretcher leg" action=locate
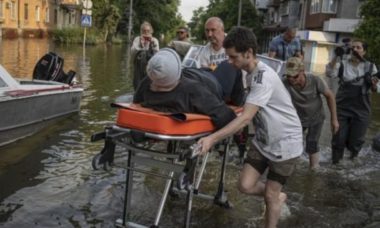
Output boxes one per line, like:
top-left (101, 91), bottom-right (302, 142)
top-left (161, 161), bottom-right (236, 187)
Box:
top-left (93, 126), bottom-right (228, 227)
top-left (153, 171), bottom-right (174, 228)
top-left (116, 140), bottom-right (192, 228)
top-left (214, 137), bottom-right (232, 208)
top-left (121, 149), bottom-right (134, 227)
top-left (184, 183), bottom-right (195, 228)
top-left (193, 153), bottom-right (209, 193)
top-left (182, 156), bottom-right (200, 228)
top-left (152, 142), bottom-right (178, 227)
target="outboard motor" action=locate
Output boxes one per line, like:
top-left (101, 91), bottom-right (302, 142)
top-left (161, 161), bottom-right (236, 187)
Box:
top-left (33, 52), bottom-right (76, 85)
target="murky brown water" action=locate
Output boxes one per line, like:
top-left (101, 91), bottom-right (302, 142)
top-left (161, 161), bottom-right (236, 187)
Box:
top-left (0, 39), bottom-right (380, 228)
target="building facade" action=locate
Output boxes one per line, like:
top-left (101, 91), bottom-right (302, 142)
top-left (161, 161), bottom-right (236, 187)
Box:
top-left (256, 0), bottom-right (364, 74)
top-left (0, 0), bottom-right (81, 39)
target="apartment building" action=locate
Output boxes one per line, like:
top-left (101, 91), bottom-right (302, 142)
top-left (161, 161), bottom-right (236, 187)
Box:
top-left (256, 0), bottom-right (364, 73)
top-left (0, 0), bottom-right (81, 39)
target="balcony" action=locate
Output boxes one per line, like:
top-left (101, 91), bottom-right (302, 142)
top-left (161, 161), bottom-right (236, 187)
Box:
top-left (323, 18), bottom-right (361, 33)
top-left (60, 0), bottom-right (81, 12)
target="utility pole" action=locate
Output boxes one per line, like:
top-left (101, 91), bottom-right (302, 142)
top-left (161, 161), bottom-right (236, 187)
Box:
top-left (237, 0), bottom-right (242, 26)
top-left (127, 0), bottom-right (133, 43)
top-left (126, 0), bottom-right (134, 79)
top-left (81, 0), bottom-right (93, 48)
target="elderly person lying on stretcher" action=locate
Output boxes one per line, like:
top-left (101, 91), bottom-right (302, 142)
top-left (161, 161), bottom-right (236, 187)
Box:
top-left (133, 48), bottom-right (240, 130)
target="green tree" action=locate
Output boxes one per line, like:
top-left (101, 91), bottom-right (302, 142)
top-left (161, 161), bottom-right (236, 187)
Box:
top-left (354, 0), bottom-right (380, 64)
top-left (188, 7), bottom-right (208, 43)
top-left (188, 0), bottom-right (263, 46)
top-left (123, 0), bottom-right (184, 43)
top-left (93, 0), bottom-right (121, 42)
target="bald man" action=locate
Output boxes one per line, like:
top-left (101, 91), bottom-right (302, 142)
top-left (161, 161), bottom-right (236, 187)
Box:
top-left (193, 16), bottom-right (245, 106)
top-left (197, 17), bottom-right (227, 68)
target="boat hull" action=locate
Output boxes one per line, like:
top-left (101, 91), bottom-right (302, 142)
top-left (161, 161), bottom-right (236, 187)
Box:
top-left (0, 89), bottom-right (82, 146)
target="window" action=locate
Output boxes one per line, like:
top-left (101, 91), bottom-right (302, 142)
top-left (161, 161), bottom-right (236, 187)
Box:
top-left (321, 0), bottom-right (337, 13)
top-left (280, 1), bottom-right (289, 16)
top-left (310, 0), bottom-right (321, 14)
top-left (311, 0), bottom-right (337, 14)
top-left (356, 2), bottom-right (363, 18)
top-left (270, 11), bottom-right (275, 23)
top-left (35, 6), bottom-right (40, 22)
top-left (0, 1), bottom-right (3, 18)
top-left (10, 1), bottom-right (16, 19)
top-left (24, 3), bottom-right (28, 20)
top-left (45, 7), bottom-right (50, 22)
top-left (54, 9), bottom-right (58, 24)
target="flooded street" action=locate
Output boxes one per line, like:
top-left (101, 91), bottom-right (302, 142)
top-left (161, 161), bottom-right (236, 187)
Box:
top-left (1, 39), bottom-right (380, 228)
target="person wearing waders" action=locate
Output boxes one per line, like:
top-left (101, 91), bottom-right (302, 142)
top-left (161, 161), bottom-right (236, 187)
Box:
top-left (131, 21), bottom-right (159, 90)
top-left (326, 39), bottom-right (379, 164)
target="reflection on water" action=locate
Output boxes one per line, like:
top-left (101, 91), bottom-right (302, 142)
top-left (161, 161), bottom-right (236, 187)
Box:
top-left (0, 39), bottom-right (54, 78)
top-left (0, 39), bottom-right (380, 228)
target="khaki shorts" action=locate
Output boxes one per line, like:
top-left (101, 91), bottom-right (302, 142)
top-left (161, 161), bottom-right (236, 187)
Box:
top-left (303, 120), bottom-right (324, 154)
top-left (244, 147), bottom-right (299, 185)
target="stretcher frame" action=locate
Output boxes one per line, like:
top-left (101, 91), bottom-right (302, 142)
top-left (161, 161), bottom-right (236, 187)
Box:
top-left (91, 124), bottom-right (233, 228)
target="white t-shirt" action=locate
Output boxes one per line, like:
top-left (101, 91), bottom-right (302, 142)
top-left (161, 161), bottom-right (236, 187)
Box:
top-left (130, 36), bottom-right (159, 58)
top-left (246, 61), bottom-right (303, 161)
top-left (196, 43), bottom-right (227, 68)
top-left (325, 58), bottom-right (378, 83)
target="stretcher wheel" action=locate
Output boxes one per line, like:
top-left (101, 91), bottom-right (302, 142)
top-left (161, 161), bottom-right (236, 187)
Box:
top-left (214, 193), bottom-right (233, 209)
top-left (92, 153), bottom-right (111, 171)
top-left (218, 200), bottom-right (233, 209)
top-left (177, 172), bottom-right (192, 191)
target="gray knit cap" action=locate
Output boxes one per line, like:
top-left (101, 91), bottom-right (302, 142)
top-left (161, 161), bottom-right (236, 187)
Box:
top-left (146, 48), bottom-right (181, 87)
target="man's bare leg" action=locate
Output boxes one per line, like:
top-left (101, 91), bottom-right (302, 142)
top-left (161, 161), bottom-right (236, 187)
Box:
top-left (238, 163), bottom-right (265, 195)
top-left (264, 180), bottom-right (286, 228)
top-left (309, 152), bottom-right (320, 170)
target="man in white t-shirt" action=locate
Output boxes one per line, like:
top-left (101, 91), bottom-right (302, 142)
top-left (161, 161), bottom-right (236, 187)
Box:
top-left (196, 17), bottom-right (227, 69)
top-left (198, 27), bottom-right (303, 228)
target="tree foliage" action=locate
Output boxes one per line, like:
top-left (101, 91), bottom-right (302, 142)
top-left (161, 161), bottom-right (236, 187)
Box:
top-left (122, 0), bottom-right (183, 42)
top-left (93, 0), bottom-right (121, 42)
top-left (354, 0), bottom-right (380, 64)
top-left (91, 0), bottom-right (263, 45)
top-left (187, 7), bottom-right (207, 43)
top-left (188, 0), bottom-right (263, 44)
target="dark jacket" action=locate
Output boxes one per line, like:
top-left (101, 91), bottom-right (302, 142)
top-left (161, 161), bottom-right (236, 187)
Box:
top-left (208, 60), bottom-right (245, 106)
top-left (133, 71), bottom-right (236, 129)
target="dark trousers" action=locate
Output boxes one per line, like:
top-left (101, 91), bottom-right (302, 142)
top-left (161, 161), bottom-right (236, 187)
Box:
top-left (331, 110), bottom-right (369, 163)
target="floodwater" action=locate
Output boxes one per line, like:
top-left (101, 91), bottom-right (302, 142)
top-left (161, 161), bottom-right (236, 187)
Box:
top-left (0, 39), bottom-right (380, 228)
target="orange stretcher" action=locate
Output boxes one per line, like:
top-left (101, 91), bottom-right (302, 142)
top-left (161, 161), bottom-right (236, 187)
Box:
top-left (91, 102), bottom-right (237, 228)
top-left (114, 103), bottom-right (215, 135)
